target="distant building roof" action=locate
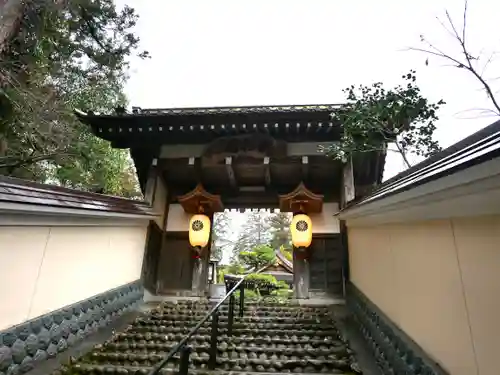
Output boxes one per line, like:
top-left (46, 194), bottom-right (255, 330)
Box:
top-left (275, 250), bottom-right (293, 272)
top-left (256, 249), bottom-right (294, 275)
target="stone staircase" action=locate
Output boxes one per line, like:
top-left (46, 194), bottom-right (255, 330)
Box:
top-left (55, 300), bottom-right (363, 375)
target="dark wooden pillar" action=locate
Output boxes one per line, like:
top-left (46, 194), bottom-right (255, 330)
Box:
top-left (191, 247), bottom-right (210, 296)
top-left (141, 221), bottom-right (162, 293)
top-left (141, 160), bottom-right (170, 295)
top-left (293, 248), bottom-right (310, 299)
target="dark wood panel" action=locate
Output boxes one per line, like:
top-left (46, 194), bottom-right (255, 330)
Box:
top-left (141, 222), bottom-right (162, 293)
top-left (309, 234), bottom-right (344, 296)
top-left (157, 232), bottom-right (193, 292)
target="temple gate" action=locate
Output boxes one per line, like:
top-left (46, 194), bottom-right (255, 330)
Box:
top-left (77, 105), bottom-right (385, 299)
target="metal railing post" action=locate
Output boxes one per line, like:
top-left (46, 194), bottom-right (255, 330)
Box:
top-left (208, 310), bottom-right (219, 370)
top-left (239, 284), bottom-right (245, 318)
top-left (228, 294), bottom-right (235, 336)
top-left (178, 346), bottom-right (191, 375)
top-left (147, 274), bottom-right (250, 375)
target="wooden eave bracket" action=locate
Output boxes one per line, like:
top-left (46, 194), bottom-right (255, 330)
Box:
top-left (177, 183), bottom-right (224, 214)
top-left (278, 182), bottom-right (324, 213)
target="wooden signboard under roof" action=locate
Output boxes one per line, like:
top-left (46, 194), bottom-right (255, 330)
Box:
top-left (278, 182), bottom-right (324, 213)
top-left (177, 184), bottom-right (224, 214)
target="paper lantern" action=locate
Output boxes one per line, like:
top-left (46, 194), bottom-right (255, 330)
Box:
top-left (290, 214), bottom-right (312, 248)
top-left (189, 214), bottom-right (211, 248)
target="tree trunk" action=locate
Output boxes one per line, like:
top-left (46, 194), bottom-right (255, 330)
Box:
top-left (0, 0), bottom-right (26, 56)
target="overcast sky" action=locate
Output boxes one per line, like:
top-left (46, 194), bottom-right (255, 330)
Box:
top-left (114, 1), bottom-right (500, 263)
top-left (116, 0), bottom-right (499, 179)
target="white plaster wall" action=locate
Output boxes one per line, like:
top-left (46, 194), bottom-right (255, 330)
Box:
top-left (0, 225), bottom-right (147, 330)
top-left (166, 204), bottom-right (190, 232)
top-left (310, 202), bottom-right (340, 233)
top-left (348, 215), bottom-right (500, 375)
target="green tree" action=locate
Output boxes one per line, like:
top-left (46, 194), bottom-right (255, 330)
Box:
top-left (217, 263), bottom-right (246, 283)
top-left (239, 244), bottom-right (276, 270)
top-left (0, 0), bottom-right (148, 196)
top-left (321, 71), bottom-right (445, 168)
top-left (279, 245), bottom-right (293, 262)
top-left (232, 211), bottom-right (271, 260)
top-left (210, 211), bottom-right (233, 262)
top-left (267, 211), bottom-right (292, 250)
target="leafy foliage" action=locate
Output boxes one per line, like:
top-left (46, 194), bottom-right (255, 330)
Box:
top-left (244, 273), bottom-right (290, 296)
top-left (234, 289), bottom-right (260, 301)
top-left (246, 273), bottom-right (279, 285)
top-left (268, 211), bottom-right (292, 251)
top-left (270, 288), bottom-right (293, 299)
top-left (210, 211), bottom-right (233, 262)
top-left (321, 71), bottom-right (445, 168)
top-left (232, 211), bottom-right (271, 261)
top-left (239, 244), bottom-right (276, 271)
top-left (0, 0), bottom-right (147, 196)
top-left (279, 245), bottom-right (293, 262)
top-left (217, 263), bottom-right (246, 283)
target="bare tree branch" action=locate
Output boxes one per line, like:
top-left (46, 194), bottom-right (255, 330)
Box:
top-left (409, 0), bottom-right (500, 116)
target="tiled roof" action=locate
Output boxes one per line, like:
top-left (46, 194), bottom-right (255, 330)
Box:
top-left (77, 104), bottom-right (340, 118)
top-left (0, 175), bottom-right (156, 217)
top-left (275, 249), bottom-right (294, 272)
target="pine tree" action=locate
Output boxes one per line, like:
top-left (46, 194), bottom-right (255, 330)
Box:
top-left (0, 0), bottom-right (148, 196)
top-left (239, 244), bottom-right (276, 270)
top-left (232, 211), bottom-right (271, 261)
top-left (210, 211), bottom-right (232, 262)
top-left (267, 211), bottom-right (292, 250)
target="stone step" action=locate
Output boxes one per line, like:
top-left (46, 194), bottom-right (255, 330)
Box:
top-left (152, 311), bottom-right (331, 318)
top-left (111, 333), bottom-right (346, 347)
top-left (64, 363), bottom-right (354, 375)
top-left (147, 314), bottom-right (332, 322)
top-left (149, 312), bottom-right (331, 321)
top-left (134, 319), bottom-right (336, 331)
top-left (129, 326), bottom-right (339, 338)
top-left (156, 301), bottom-right (328, 308)
top-left (54, 301), bottom-right (362, 375)
top-left (99, 341), bottom-right (351, 358)
top-left (76, 353), bottom-right (357, 373)
top-left (154, 303), bottom-right (330, 310)
top-left (154, 305), bottom-right (331, 313)
top-left (96, 341), bottom-right (350, 356)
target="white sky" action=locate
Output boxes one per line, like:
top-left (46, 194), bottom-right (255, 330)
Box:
top-left (116, 0), bottom-right (500, 179)
top-left (114, 0), bottom-right (500, 263)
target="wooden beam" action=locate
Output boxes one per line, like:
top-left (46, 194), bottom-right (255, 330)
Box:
top-left (160, 141), bottom-right (337, 159)
top-left (225, 156), bottom-right (237, 188)
top-left (302, 156), bottom-right (309, 181)
top-left (264, 157), bottom-right (271, 186)
top-left (143, 158), bottom-right (160, 205)
top-left (188, 156), bottom-right (202, 183)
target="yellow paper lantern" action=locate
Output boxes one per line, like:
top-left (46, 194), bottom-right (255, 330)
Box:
top-left (189, 214), bottom-right (211, 248)
top-left (291, 214), bottom-right (312, 248)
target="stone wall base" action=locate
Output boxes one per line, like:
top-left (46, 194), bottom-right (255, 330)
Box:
top-left (346, 283), bottom-right (448, 375)
top-left (0, 281), bottom-right (143, 375)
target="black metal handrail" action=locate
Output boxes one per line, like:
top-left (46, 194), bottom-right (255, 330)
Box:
top-left (148, 274), bottom-right (248, 375)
